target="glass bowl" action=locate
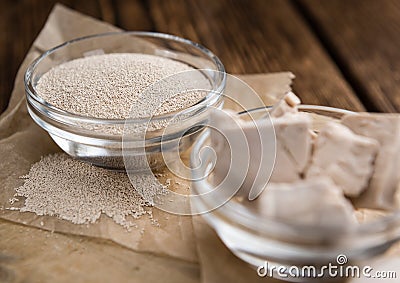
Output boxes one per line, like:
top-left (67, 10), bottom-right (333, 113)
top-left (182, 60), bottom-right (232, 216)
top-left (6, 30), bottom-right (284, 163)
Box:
top-left (190, 105), bottom-right (400, 282)
top-left (24, 32), bottom-right (226, 170)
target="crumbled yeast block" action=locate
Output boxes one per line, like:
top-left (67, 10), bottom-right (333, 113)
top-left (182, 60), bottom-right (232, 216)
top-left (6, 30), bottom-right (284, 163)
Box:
top-left (253, 177), bottom-right (357, 230)
top-left (306, 122), bottom-right (379, 197)
top-left (268, 92), bottom-right (313, 182)
top-left (210, 109), bottom-right (275, 199)
top-left (210, 107), bottom-right (312, 198)
top-left (354, 208), bottom-right (388, 224)
top-left (342, 113), bottom-right (400, 209)
top-left (270, 91), bottom-right (301, 118)
top-left (270, 112), bottom-right (313, 182)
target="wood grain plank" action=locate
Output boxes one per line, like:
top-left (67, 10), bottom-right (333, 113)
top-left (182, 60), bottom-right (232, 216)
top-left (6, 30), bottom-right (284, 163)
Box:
top-left (299, 0), bottom-right (400, 113)
top-left (0, 0), bottom-right (17, 113)
top-left (0, 0), bottom-right (366, 113)
top-left (114, 0), bottom-right (154, 30)
top-left (0, 0), bottom-right (55, 114)
top-left (146, 0), bottom-right (365, 111)
top-left (0, 0), bottom-right (117, 114)
top-left (98, 0), bottom-right (116, 25)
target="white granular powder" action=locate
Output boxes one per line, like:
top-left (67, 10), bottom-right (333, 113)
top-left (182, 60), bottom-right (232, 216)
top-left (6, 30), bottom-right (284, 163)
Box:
top-left (12, 153), bottom-right (168, 228)
top-left (36, 53), bottom-right (208, 119)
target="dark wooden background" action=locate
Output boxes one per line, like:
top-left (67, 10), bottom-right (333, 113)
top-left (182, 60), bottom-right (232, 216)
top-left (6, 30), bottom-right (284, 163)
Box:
top-left (2, 0), bottom-right (400, 114)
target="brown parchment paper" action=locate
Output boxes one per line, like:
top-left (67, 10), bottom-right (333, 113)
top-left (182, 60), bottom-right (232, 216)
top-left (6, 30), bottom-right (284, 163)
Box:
top-left (0, 3), bottom-right (199, 264)
top-left (192, 216), bottom-right (283, 283)
top-left (0, 2), bottom-right (294, 272)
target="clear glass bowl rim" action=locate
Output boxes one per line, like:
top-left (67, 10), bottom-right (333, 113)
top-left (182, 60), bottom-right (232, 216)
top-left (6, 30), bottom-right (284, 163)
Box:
top-left (24, 31), bottom-right (227, 125)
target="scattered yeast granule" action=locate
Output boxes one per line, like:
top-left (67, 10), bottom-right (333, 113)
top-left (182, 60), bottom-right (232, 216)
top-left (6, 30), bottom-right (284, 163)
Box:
top-left (12, 153), bottom-right (168, 229)
top-left (36, 53), bottom-right (208, 119)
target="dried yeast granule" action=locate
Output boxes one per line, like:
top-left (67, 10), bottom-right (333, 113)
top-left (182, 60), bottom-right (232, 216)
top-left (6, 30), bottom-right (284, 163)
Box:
top-left (11, 153), bottom-right (168, 229)
top-left (36, 53), bottom-right (207, 119)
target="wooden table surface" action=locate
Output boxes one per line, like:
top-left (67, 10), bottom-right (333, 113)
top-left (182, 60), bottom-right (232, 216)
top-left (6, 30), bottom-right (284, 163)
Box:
top-left (1, 0), bottom-right (400, 282)
top-left (2, 0), bottom-right (400, 115)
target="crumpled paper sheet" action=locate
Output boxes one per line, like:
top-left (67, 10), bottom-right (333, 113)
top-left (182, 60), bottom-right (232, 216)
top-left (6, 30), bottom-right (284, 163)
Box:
top-left (0, 2), bottom-right (294, 277)
top-left (0, 219), bottom-right (201, 283)
top-left (0, 3), bottom-right (197, 264)
top-left (192, 216), bottom-right (282, 283)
